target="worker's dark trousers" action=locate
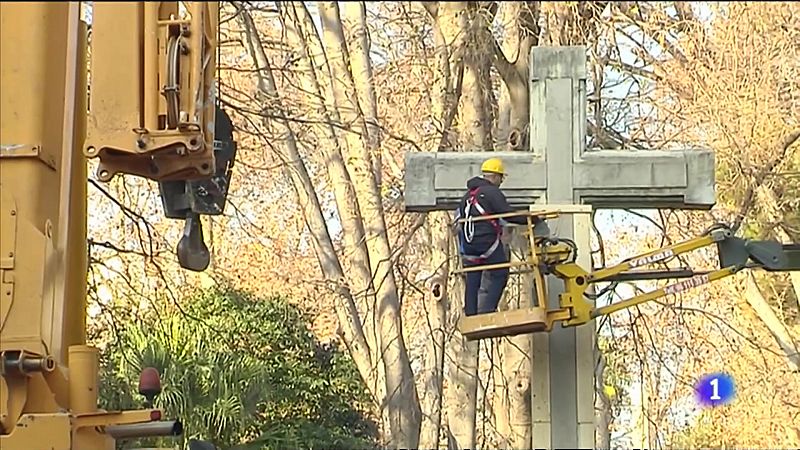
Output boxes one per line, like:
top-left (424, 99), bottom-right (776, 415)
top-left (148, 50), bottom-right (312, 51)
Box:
top-left (462, 243), bottom-right (509, 316)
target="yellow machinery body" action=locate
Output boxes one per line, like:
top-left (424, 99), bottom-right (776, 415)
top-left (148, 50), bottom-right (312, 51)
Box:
top-left (1, 2), bottom-right (227, 449)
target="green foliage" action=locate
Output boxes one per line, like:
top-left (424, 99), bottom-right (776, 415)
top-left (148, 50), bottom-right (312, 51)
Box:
top-left (597, 335), bottom-right (634, 417)
top-left (97, 285), bottom-right (377, 450)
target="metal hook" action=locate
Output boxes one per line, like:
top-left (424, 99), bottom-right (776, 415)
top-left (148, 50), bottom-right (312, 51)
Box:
top-left (176, 212), bottom-right (210, 272)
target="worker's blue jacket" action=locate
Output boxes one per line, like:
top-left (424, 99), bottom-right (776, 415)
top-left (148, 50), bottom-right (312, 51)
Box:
top-left (453, 176), bottom-right (528, 260)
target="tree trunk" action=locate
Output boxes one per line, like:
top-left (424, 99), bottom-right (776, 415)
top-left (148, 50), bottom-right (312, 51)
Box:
top-left (419, 4), bottom-right (469, 446)
top-left (496, 229), bottom-right (532, 448)
top-left (282, 0), bottom-right (388, 414)
top-left (744, 271), bottom-right (800, 371)
top-left (317, 3), bottom-right (422, 447)
top-left (426, 3), bottom-right (480, 448)
top-left (445, 317), bottom-right (480, 449)
top-left (495, 3), bottom-right (516, 147)
top-left (426, 1), bottom-right (465, 152)
top-left (494, 2), bottom-right (539, 151)
top-left (417, 212), bottom-right (451, 449)
top-left (595, 350), bottom-right (613, 449)
top-left (341, 2), bottom-right (384, 186)
top-left (460, 3), bottom-right (495, 150)
top-left (745, 186), bottom-right (800, 371)
top-left (237, 5), bottom-right (377, 397)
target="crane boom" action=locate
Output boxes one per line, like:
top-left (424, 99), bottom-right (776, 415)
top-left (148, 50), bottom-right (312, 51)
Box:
top-left (0, 2), bottom-right (232, 449)
top-left (453, 209), bottom-right (799, 340)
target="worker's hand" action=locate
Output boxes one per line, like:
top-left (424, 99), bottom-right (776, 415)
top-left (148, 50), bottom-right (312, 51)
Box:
top-left (533, 219), bottom-right (551, 237)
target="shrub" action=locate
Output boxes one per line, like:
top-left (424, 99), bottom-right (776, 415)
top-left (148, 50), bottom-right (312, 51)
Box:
top-left (98, 285), bottom-right (377, 450)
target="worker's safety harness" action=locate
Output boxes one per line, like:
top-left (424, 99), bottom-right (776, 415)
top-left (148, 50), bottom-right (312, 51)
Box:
top-left (454, 187), bottom-right (503, 264)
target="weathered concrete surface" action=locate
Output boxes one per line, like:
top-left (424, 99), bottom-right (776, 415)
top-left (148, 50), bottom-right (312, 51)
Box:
top-left (403, 149), bottom-right (715, 212)
top-left (403, 151), bottom-right (545, 211)
top-left (402, 45), bottom-right (717, 449)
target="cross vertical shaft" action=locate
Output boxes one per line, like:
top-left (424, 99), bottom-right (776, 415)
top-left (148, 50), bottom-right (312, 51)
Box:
top-left (529, 46), bottom-right (593, 449)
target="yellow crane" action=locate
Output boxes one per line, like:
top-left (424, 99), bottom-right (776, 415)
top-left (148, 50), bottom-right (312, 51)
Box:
top-left (1, 2), bottom-right (232, 449)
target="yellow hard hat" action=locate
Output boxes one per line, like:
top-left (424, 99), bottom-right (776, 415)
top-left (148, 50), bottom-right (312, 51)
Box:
top-left (481, 157), bottom-right (505, 175)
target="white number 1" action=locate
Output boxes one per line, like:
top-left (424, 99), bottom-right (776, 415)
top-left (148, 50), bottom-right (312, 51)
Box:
top-left (710, 378), bottom-right (721, 400)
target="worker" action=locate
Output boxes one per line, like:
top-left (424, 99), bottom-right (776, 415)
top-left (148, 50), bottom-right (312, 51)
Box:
top-left (453, 157), bottom-right (545, 316)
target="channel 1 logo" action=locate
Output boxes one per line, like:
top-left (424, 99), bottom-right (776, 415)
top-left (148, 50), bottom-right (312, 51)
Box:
top-left (695, 372), bottom-right (736, 407)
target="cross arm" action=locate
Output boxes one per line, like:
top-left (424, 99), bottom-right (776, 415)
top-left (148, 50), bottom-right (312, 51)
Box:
top-left (403, 148), bottom-right (716, 212)
top-left (574, 149), bottom-right (716, 210)
top-left (403, 151), bottom-right (546, 212)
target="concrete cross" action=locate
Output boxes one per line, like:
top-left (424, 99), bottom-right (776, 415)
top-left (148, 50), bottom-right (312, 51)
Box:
top-left (403, 46), bottom-right (716, 448)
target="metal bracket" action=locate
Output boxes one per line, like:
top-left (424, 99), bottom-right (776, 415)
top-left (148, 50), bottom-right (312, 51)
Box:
top-left (718, 237), bottom-right (800, 271)
top-left (158, 106), bottom-right (237, 219)
top-left (0, 144), bottom-right (56, 169)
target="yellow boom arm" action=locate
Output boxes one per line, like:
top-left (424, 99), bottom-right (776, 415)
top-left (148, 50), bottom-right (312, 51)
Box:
top-left (454, 209), bottom-right (799, 340)
top-left (1, 2), bottom-right (232, 449)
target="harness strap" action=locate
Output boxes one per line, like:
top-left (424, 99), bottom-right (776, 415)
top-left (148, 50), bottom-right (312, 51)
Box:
top-left (460, 187), bottom-right (502, 262)
top-left (461, 237), bottom-right (501, 263)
